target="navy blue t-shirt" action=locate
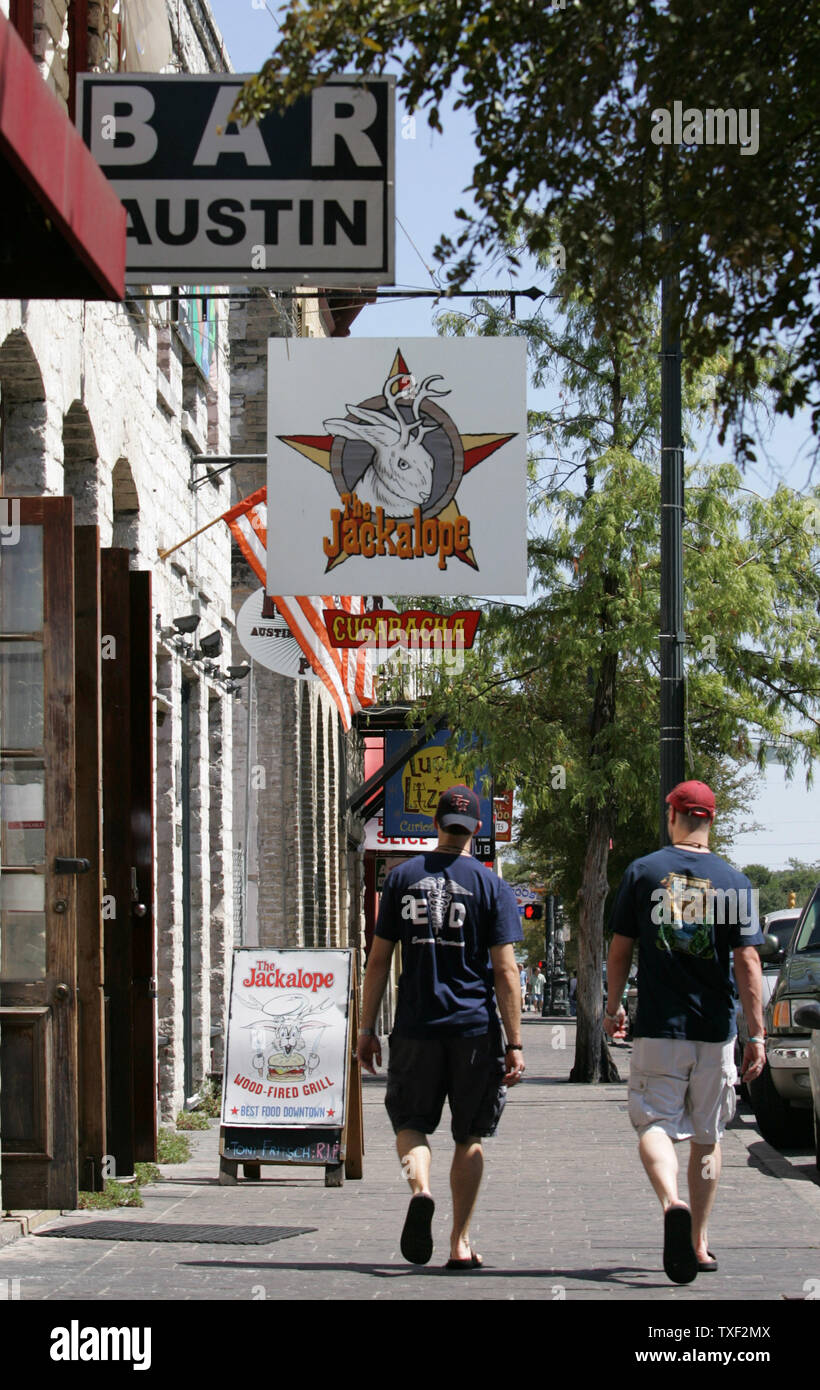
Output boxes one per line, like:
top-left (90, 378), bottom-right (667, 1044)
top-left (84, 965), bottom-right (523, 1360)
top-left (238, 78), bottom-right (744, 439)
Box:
top-left (375, 851), bottom-right (523, 1038)
top-left (608, 846), bottom-right (764, 1042)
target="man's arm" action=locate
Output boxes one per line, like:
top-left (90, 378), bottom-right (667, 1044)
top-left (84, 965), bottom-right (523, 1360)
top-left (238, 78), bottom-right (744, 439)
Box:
top-left (603, 933), bottom-right (635, 1036)
top-left (491, 942), bottom-right (525, 1084)
top-left (356, 936), bottom-right (395, 1074)
top-left (733, 944), bottom-right (766, 1084)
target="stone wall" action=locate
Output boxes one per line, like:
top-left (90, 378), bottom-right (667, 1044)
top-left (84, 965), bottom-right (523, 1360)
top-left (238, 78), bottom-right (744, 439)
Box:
top-left (0, 0), bottom-right (238, 1123)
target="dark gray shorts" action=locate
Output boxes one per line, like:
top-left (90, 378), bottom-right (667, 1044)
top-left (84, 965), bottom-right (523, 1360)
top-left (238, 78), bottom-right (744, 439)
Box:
top-left (385, 1029), bottom-right (507, 1143)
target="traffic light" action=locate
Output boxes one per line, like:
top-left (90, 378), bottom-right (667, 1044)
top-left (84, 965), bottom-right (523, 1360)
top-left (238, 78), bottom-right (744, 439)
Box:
top-left (524, 903), bottom-right (543, 920)
top-left (788, 890), bottom-right (796, 908)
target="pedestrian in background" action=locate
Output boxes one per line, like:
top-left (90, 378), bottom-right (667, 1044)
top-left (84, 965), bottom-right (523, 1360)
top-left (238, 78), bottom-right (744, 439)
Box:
top-left (603, 781), bottom-right (765, 1284)
top-left (356, 785), bottom-right (525, 1271)
top-left (532, 966), bottom-right (546, 1013)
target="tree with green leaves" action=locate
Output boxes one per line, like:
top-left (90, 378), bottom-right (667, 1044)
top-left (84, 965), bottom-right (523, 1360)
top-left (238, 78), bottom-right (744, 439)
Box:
top-left (236, 0), bottom-right (820, 455)
top-left (741, 861), bottom-right (820, 919)
top-left (392, 289), bottom-right (819, 1081)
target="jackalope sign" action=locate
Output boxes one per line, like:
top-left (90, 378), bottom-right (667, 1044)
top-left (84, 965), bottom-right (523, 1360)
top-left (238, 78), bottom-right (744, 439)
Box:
top-left (266, 337), bottom-right (527, 596)
top-left (220, 948), bottom-right (363, 1187)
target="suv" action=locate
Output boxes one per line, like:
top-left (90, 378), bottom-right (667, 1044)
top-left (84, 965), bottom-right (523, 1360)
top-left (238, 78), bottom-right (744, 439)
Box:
top-left (735, 908), bottom-right (801, 1094)
top-left (748, 885), bottom-right (820, 1148)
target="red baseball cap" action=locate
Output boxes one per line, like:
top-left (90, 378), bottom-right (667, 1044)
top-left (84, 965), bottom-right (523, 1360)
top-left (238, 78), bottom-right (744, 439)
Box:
top-left (665, 780), bottom-right (716, 819)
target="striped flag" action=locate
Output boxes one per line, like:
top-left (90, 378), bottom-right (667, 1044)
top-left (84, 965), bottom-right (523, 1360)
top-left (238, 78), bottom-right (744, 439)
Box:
top-left (222, 488), bottom-right (376, 730)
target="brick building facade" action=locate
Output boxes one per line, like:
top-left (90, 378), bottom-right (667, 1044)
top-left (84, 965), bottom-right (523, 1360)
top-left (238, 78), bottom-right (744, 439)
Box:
top-left (0, 0), bottom-right (369, 1209)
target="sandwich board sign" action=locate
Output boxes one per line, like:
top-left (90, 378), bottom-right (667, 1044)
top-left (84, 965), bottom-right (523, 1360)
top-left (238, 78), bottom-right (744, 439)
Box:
top-left (219, 948), bottom-right (363, 1186)
top-left (76, 74), bottom-right (394, 286)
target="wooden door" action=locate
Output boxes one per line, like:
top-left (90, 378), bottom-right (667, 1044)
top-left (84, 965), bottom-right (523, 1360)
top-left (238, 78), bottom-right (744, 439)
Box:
top-left (100, 551), bottom-right (156, 1175)
top-left (129, 571), bottom-right (156, 1162)
top-left (0, 497), bottom-right (80, 1210)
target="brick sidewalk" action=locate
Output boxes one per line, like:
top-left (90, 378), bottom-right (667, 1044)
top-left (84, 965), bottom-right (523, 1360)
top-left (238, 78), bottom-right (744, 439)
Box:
top-left (1, 1016), bottom-right (818, 1303)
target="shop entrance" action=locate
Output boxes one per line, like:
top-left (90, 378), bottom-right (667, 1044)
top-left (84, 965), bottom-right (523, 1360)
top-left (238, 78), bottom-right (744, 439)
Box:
top-left (0, 497), bottom-right (80, 1209)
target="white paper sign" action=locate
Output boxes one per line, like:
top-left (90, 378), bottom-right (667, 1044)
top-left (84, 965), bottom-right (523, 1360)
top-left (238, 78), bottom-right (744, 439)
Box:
top-left (266, 337), bottom-right (528, 596)
top-left (236, 590), bottom-right (321, 682)
top-left (222, 950), bottom-right (352, 1128)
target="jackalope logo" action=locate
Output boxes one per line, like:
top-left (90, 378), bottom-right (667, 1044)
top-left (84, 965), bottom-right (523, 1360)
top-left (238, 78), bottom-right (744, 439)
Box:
top-left (278, 349), bottom-right (516, 574)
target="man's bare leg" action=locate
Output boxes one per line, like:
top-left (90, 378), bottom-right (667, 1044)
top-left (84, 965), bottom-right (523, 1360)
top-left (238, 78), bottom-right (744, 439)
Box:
top-left (639, 1127), bottom-right (697, 1282)
top-left (689, 1141), bottom-right (721, 1262)
top-left (396, 1129), bottom-right (431, 1194)
top-left (396, 1129), bottom-right (434, 1264)
top-left (638, 1128), bottom-right (682, 1209)
top-left (449, 1138), bottom-right (483, 1262)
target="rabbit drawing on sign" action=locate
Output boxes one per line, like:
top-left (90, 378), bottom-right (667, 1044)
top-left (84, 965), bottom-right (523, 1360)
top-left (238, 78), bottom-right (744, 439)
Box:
top-left (324, 373), bottom-right (450, 516)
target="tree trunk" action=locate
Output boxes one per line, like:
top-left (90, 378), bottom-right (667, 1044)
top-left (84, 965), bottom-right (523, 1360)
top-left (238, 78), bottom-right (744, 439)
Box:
top-left (570, 806), bottom-right (620, 1082)
top-left (570, 633), bottom-right (620, 1084)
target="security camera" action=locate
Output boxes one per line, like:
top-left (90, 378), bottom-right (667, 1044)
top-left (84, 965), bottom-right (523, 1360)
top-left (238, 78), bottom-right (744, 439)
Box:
top-left (172, 613), bottom-right (201, 635)
top-left (199, 630), bottom-right (223, 657)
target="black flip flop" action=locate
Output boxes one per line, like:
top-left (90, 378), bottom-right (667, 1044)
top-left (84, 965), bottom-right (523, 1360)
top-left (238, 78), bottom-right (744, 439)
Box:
top-left (663, 1204), bottom-right (698, 1285)
top-left (400, 1193), bottom-right (435, 1265)
top-left (698, 1250), bottom-right (718, 1272)
top-left (444, 1251), bottom-right (483, 1272)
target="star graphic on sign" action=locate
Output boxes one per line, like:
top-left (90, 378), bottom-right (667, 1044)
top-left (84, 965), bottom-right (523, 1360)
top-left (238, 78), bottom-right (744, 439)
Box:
top-left (278, 349), bottom-right (516, 574)
top-left (231, 1107), bottom-right (238, 1116)
top-left (327, 1108), bottom-right (335, 1118)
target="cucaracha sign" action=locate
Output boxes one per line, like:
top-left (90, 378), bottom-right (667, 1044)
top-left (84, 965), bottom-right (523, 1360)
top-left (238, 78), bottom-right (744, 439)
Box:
top-left (323, 607), bottom-right (480, 648)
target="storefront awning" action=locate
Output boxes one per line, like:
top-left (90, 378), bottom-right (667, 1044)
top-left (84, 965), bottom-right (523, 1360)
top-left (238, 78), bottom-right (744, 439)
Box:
top-left (0, 12), bottom-right (125, 299)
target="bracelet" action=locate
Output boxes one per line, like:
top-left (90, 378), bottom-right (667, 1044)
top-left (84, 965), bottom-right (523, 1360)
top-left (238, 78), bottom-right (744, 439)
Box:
top-left (748, 1036), bottom-right (766, 1044)
top-left (359, 1026), bottom-right (377, 1036)
top-left (506, 1043), bottom-right (523, 1051)
top-left (604, 1009), bottom-right (621, 1022)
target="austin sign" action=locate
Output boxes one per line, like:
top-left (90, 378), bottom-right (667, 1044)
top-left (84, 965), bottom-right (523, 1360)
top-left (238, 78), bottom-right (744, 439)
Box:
top-left (76, 75), bottom-right (394, 286)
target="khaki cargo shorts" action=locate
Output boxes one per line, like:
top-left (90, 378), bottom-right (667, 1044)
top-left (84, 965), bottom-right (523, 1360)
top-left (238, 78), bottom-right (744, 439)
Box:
top-left (628, 1037), bottom-right (737, 1144)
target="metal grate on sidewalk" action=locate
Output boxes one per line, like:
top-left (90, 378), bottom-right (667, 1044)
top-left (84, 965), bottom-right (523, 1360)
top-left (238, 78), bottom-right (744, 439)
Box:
top-left (37, 1222), bottom-right (316, 1245)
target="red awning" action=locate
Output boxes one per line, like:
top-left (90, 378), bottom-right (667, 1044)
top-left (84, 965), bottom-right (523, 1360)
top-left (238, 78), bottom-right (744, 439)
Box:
top-left (0, 11), bottom-right (125, 299)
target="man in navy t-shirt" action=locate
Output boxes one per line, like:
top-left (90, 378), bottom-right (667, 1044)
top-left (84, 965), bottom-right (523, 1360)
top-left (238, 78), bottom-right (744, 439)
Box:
top-left (604, 780), bottom-right (765, 1285)
top-left (356, 785), bottom-right (524, 1271)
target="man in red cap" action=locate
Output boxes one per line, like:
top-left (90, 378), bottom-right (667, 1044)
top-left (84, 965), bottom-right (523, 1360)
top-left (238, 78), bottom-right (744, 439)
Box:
top-left (356, 784), bottom-right (524, 1271)
top-left (603, 780), bottom-right (765, 1284)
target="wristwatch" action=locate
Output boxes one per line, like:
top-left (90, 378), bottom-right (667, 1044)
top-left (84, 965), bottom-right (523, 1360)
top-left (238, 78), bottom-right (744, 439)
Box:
top-left (359, 1026), bottom-right (377, 1036)
top-left (505, 1043), bottom-right (523, 1051)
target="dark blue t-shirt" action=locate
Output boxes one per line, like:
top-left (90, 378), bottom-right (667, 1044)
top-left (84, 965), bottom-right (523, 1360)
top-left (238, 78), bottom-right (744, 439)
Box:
top-left (375, 851), bottom-right (523, 1038)
top-left (608, 846), bottom-right (764, 1042)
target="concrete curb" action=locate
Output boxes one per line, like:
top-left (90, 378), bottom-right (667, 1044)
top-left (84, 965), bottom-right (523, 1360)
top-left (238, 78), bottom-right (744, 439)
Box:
top-left (0, 1210), bottom-right (59, 1247)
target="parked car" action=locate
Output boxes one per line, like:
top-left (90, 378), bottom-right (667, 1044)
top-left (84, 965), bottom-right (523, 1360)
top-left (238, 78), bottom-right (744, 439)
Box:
top-left (748, 885), bottom-right (820, 1148)
top-left (735, 908), bottom-right (801, 1094)
top-left (793, 1000), bottom-right (820, 1172)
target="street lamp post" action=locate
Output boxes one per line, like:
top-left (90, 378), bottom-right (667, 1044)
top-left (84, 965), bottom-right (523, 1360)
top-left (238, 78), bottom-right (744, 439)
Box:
top-left (659, 222), bottom-right (686, 843)
top-left (550, 898), bottom-right (570, 1016)
top-left (541, 894), bottom-right (553, 1016)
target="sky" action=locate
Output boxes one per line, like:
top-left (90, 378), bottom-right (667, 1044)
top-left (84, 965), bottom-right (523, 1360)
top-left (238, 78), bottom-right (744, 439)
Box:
top-left (207, 2), bottom-right (820, 875)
